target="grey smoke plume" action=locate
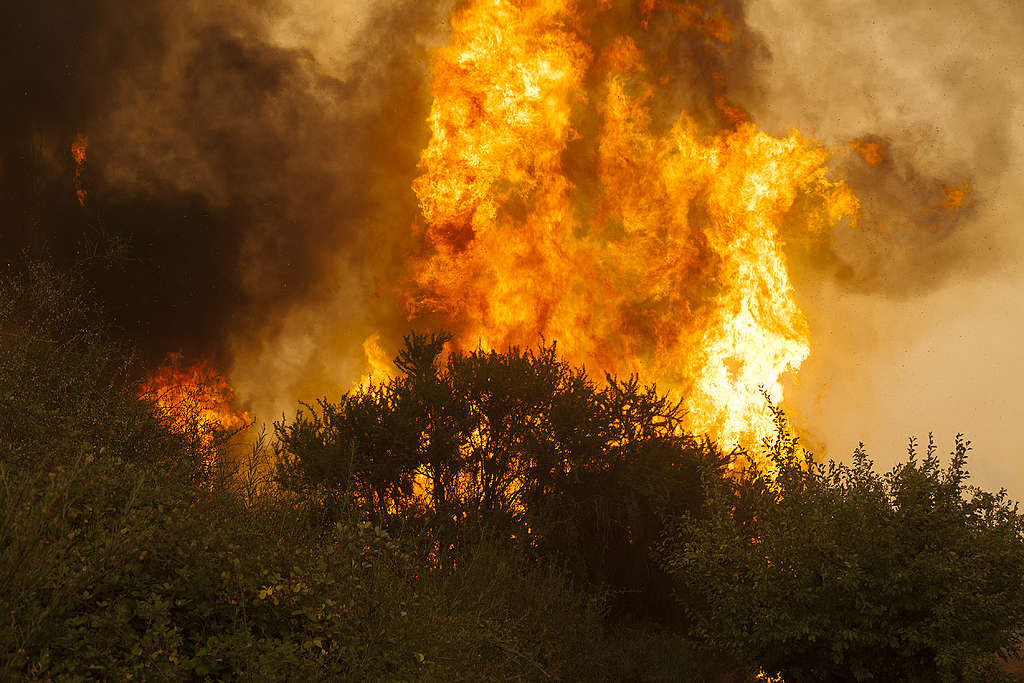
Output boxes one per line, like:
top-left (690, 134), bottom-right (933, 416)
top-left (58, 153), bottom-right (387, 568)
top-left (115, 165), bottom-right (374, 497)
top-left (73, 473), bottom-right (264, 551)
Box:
top-left (1, 0), bottom-right (452, 408)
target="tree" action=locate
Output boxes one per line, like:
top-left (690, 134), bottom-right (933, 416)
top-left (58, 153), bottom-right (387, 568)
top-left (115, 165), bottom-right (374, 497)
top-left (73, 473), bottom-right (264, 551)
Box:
top-left (660, 408), bottom-right (1024, 681)
top-left (274, 332), bottom-right (727, 619)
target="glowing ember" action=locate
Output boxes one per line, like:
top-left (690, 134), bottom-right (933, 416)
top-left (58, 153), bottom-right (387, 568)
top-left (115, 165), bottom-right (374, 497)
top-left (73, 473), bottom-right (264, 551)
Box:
top-left (71, 133), bottom-right (88, 206)
top-left (848, 137), bottom-right (889, 166)
top-left (941, 181), bottom-right (970, 211)
top-left (405, 0), bottom-right (860, 455)
top-left (141, 354), bottom-right (250, 475)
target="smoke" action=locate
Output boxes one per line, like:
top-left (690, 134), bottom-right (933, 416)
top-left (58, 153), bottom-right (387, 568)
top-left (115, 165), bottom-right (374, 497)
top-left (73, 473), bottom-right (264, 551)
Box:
top-left (741, 0), bottom-right (1024, 492)
top-left (3, 0), bottom-right (1020, 489)
top-left (0, 0), bottom-right (453, 414)
top-left (740, 0), bottom-right (1022, 296)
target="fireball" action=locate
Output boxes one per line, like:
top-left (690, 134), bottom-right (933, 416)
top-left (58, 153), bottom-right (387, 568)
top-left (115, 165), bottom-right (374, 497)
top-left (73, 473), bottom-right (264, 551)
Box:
top-left (406, 0), bottom-right (861, 455)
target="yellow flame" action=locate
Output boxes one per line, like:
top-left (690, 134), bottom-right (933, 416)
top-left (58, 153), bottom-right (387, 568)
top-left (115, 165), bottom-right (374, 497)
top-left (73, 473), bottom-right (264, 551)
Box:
top-left (357, 332), bottom-right (394, 388)
top-left (405, 0), bottom-right (860, 458)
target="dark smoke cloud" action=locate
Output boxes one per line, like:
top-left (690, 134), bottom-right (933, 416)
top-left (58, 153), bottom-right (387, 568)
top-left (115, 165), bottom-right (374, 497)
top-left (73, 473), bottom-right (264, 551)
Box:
top-left (1, 0), bottom-right (450, 375)
top-left (785, 139), bottom-right (988, 298)
top-left (581, 0), bottom-right (769, 133)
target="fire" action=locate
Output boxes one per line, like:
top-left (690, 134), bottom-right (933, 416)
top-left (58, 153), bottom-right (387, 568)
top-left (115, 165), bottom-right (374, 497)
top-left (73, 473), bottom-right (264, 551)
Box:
top-left (358, 332), bottom-right (393, 388)
top-left (848, 137), bottom-right (889, 166)
top-left (941, 181), bottom-right (970, 211)
top-left (71, 133), bottom-right (88, 206)
top-left (141, 354), bottom-right (250, 477)
top-left (405, 0), bottom-right (860, 454)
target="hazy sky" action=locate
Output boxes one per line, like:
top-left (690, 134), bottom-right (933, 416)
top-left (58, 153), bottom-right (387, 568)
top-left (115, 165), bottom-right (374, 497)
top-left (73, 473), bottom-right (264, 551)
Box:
top-left (745, 0), bottom-right (1024, 495)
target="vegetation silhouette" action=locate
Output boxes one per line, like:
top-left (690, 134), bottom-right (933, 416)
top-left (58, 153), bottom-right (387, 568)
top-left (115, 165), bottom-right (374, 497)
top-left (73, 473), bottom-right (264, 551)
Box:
top-left (662, 409), bottom-right (1024, 681)
top-left (276, 331), bottom-right (728, 622)
top-left (2, 260), bottom-right (1023, 681)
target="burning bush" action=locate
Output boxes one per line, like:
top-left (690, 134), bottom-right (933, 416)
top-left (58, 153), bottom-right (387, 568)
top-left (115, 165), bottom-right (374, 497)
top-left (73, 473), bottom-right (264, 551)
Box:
top-left (140, 354), bottom-right (251, 488)
top-left (0, 261), bottom-right (186, 474)
top-left (0, 265), bottom-right (612, 681)
top-left (275, 333), bottom-right (1024, 672)
top-left (4, 259), bottom-right (1023, 680)
top-left (274, 331), bottom-right (729, 620)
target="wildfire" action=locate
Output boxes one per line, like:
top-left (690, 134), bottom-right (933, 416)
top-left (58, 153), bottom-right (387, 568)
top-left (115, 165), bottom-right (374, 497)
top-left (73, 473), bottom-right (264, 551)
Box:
top-left (141, 354), bottom-right (250, 476)
top-left (941, 181), bottom-right (970, 212)
top-left (405, 0), bottom-right (860, 454)
top-left (358, 332), bottom-right (393, 388)
top-left (848, 137), bottom-right (889, 167)
top-left (71, 133), bottom-right (88, 206)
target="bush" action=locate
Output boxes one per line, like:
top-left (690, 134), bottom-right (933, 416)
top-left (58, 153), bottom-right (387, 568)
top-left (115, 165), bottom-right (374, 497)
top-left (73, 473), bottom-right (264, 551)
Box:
top-left (0, 261), bottom-right (204, 478)
top-left (9, 259), bottom-right (1021, 681)
top-left (275, 331), bottom-right (728, 621)
top-left (0, 269), bottom-right (620, 681)
top-left (660, 408), bottom-right (1024, 682)
top-left (0, 446), bottom-right (614, 680)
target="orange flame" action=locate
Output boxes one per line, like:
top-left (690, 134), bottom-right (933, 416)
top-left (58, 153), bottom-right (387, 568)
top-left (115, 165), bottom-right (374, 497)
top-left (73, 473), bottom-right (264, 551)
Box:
top-left (405, 0), bottom-right (860, 455)
top-left (848, 137), bottom-right (889, 166)
top-left (141, 354), bottom-right (250, 477)
top-left (71, 133), bottom-right (89, 206)
top-left (941, 181), bottom-right (970, 211)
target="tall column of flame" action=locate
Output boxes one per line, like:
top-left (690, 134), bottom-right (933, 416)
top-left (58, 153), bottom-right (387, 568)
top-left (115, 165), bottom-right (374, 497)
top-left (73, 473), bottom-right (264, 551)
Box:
top-left (407, 0), bottom-right (860, 453)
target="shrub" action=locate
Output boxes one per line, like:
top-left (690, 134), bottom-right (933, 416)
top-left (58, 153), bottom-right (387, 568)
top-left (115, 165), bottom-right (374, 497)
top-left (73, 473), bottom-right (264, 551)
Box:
top-left (0, 260), bottom-right (202, 477)
top-left (0, 271), bottom-right (618, 681)
top-left (660, 408), bottom-right (1024, 682)
top-left (10, 258), bottom-right (1020, 681)
top-left (0, 446), bottom-right (613, 680)
top-left (275, 331), bottom-right (728, 620)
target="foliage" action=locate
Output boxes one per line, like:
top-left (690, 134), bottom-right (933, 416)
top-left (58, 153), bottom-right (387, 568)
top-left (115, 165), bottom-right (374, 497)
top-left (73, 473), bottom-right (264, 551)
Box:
top-left (0, 265), bottom-right (653, 681)
top-left (0, 447), bottom-right (613, 680)
top-left (661, 407), bottom-right (1024, 682)
top-left (4, 260), bottom-right (1023, 681)
top-left (274, 331), bottom-right (728, 619)
top-left (0, 261), bottom-right (212, 480)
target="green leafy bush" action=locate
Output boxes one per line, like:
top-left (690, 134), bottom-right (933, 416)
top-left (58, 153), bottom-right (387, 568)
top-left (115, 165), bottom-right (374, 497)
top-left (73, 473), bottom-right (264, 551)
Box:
top-left (661, 409), bottom-right (1024, 682)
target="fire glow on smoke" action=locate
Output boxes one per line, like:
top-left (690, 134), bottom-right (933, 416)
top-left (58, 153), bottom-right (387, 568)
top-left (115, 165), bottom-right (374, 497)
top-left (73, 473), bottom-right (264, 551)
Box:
top-left (144, 0), bottom-right (971, 464)
top-left (407, 0), bottom-right (863, 451)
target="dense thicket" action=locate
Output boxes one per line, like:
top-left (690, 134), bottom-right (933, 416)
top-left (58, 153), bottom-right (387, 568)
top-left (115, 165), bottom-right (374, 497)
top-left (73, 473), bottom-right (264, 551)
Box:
top-left (0, 265), bottom-right (706, 681)
top-left (275, 331), bottom-right (728, 620)
top-left (3, 262), bottom-right (1023, 681)
top-left (661, 414), bottom-right (1024, 681)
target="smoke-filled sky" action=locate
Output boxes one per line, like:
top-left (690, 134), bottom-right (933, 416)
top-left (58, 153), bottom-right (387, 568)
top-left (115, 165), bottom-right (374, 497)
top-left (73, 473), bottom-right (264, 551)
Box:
top-left (3, 1), bottom-right (1021, 493)
top-left (743, 0), bottom-right (1024, 494)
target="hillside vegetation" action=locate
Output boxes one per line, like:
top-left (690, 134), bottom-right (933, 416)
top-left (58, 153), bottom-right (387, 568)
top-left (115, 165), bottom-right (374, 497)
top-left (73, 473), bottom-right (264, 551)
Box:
top-left (2, 262), bottom-right (1023, 681)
